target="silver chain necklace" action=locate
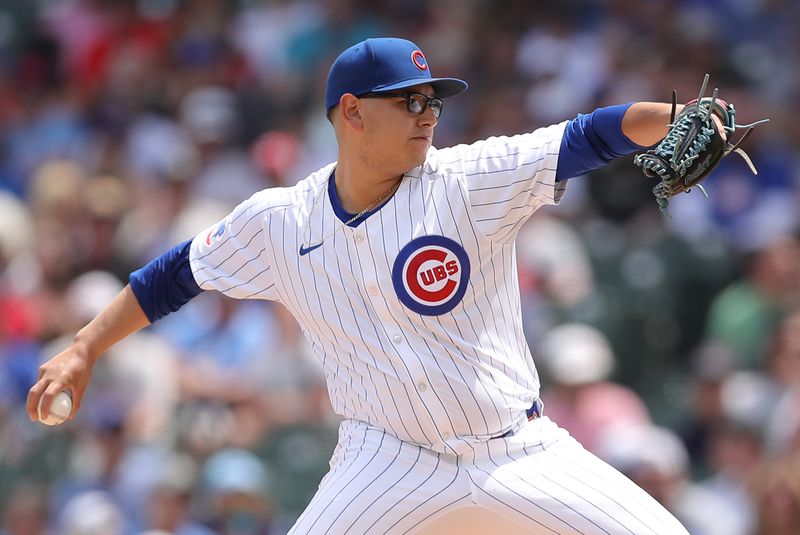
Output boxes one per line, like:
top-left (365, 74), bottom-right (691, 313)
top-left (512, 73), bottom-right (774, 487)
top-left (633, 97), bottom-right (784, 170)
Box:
top-left (302, 177), bottom-right (402, 250)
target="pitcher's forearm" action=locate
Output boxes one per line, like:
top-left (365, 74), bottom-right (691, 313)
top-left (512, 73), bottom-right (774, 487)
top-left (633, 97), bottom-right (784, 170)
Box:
top-left (620, 102), bottom-right (687, 147)
top-left (73, 284), bottom-right (150, 362)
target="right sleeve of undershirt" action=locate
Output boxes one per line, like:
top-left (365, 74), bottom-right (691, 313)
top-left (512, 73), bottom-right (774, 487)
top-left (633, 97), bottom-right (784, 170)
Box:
top-left (189, 192), bottom-right (280, 301)
top-left (129, 239), bottom-right (204, 323)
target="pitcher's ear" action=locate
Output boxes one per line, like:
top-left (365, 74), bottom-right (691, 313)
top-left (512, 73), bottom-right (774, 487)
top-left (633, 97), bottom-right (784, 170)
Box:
top-left (340, 93), bottom-right (363, 129)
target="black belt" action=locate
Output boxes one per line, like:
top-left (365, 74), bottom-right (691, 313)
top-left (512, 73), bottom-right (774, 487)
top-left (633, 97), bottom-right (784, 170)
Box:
top-left (499, 398), bottom-right (543, 439)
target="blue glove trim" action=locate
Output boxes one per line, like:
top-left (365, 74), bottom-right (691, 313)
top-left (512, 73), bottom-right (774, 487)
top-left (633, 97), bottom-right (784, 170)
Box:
top-left (556, 102), bottom-right (648, 181)
top-left (129, 239), bottom-right (203, 323)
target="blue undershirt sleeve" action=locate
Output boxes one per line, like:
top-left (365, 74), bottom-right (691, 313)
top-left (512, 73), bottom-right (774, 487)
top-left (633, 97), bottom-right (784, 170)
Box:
top-left (129, 239), bottom-right (204, 323)
top-left (556, 102), bottom-right (649, 182)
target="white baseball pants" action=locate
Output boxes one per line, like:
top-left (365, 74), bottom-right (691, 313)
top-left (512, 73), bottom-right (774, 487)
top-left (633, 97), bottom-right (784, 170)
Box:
top-left (289, 417), bottom-right (689, 534)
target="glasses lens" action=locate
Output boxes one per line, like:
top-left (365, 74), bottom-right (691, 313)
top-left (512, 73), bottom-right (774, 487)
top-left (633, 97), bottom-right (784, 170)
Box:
top-left (428, 98), bottom-right (443, 118)
top-left (406, 94), bottom-right (442, 118)
top-left (406, 95), bottom-right (424, 114)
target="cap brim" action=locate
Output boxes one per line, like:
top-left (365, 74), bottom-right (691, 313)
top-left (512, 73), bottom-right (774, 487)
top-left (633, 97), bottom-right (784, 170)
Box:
top-left (371, 77), bottom-right (468, 98)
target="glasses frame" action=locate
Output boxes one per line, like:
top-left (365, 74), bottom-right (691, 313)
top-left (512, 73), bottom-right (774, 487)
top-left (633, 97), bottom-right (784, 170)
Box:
top-left (359, 91), bottom-right (444, 118)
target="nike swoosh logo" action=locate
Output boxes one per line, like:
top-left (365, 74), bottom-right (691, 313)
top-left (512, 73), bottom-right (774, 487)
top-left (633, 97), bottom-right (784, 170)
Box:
top-left (299, 242), bottom-right (323, 256)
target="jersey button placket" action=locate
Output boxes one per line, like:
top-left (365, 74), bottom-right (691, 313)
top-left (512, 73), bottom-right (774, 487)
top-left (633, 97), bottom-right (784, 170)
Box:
top-left (392, 334), bottom-right (403, 345)
top-left (355, 233), bottom-right (366, 245)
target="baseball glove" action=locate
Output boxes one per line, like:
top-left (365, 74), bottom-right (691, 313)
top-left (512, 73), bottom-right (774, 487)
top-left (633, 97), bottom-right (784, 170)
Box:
top-left (633, 74), bottom-right (769, 212)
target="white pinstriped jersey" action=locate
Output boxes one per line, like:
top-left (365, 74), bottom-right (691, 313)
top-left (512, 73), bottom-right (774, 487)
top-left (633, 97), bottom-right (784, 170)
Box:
top-left (189, 121), bottom-right (568, 456)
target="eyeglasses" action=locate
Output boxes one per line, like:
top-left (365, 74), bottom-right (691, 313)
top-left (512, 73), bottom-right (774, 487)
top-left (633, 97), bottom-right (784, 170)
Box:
top-left (360, 92), bottom-right (444, 118)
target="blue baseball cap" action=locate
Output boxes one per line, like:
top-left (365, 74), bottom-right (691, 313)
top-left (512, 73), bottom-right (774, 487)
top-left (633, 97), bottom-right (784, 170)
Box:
top-left (325, 37), bottom-right (468, 111)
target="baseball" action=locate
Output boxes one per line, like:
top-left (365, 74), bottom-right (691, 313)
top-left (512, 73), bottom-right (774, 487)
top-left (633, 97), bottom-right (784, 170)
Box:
top-left (37, 391), bottom-right (72, 426)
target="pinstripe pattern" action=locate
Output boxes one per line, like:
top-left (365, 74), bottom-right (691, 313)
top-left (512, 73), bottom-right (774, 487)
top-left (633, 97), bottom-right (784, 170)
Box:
top-left (290, 418), bottom-right (688, 534)
top-left (189, 123), bottom-right (688, 533)
top-left (189, 126), bottom-right (567, 454)
top-left (290, 420), bottom-right (472, 535)
top-left (463, 417), bottom-right (688, 534)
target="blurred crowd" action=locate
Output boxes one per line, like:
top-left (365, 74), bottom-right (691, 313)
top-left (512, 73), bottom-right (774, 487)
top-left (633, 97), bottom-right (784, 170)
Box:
top-left (0, 0), bottom-right (798, 534)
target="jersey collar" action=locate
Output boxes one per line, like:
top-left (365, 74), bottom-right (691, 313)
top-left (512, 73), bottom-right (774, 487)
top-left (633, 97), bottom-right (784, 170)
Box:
top-left (328, 170), bottom-right (404, 227)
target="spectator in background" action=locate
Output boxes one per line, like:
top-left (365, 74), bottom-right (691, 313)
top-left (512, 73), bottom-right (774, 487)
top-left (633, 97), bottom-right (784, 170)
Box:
top-left (201, 448), bottom-right (281, 535)
top-left (536, 323), bottom-right (651, 452)
top-left (697, 420), bottom-right (761, 533)
top-left (0, 483), bottom-right (48, 535)
top-left (679, 343), bottom-right (739, 476)
top-left (705, 235), bottom-right (800, 369)
top-left (0, 191), bottom-right (34, 274)
top-left (515, 213), bottom-right (596, 343)
top-left (748, 456), bottom-right (800, 535)
top-left (680, 346), bottom-right (772, 527)
top-left (765, 309), bottom-right (800, 390)
top-left (56, 490), bottom-right (124, 535)
top-left (179, 86), bottom-right (269, 206)
top-left (0, 191), bottom-right (40, 416)
top-left (142, 452), bottom-right (214, 535)
top-left (155, 289), bottom-right (326, 445)
top-left (763, 310), bottom-right (800, 454)
top-left (47, 403), bottom-right (131, 528)
top-left (597, 424), bottom-right (750, 535)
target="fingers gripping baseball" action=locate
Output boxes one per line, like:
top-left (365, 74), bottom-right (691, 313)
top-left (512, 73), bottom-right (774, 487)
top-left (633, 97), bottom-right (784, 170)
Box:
top-left (26, 346), bottom-right (94, 424)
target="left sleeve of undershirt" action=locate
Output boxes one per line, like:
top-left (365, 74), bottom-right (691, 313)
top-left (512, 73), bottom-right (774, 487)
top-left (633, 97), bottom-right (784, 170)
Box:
top-left (129, 239), bottom-right (204, 323)
top-left (555, 102), bottom-right (649, 182)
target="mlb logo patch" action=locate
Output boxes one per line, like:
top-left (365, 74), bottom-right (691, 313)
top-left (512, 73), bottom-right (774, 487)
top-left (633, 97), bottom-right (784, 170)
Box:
top-left (205, 220), bottom-right (227, 246)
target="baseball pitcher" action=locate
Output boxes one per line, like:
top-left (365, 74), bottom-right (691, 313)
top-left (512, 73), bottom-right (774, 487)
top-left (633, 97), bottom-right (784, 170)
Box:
top-left (30, 37), bottom-right (763, 534)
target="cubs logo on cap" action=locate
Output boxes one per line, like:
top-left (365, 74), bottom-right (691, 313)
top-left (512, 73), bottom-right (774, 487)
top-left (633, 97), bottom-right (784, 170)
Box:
top-left (411, 50), bottom-right (428, 71)
top-left (392, 236), bottom-right (470, 316)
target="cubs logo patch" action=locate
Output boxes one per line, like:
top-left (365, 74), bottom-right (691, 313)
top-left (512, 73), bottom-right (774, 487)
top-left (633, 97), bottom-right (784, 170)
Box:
top-left (205, 220), bottom-right (226, 246)
top-left (411, 50), bottom-right (428, 71)
top-left (392, 236), bottom-right (470, 316)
